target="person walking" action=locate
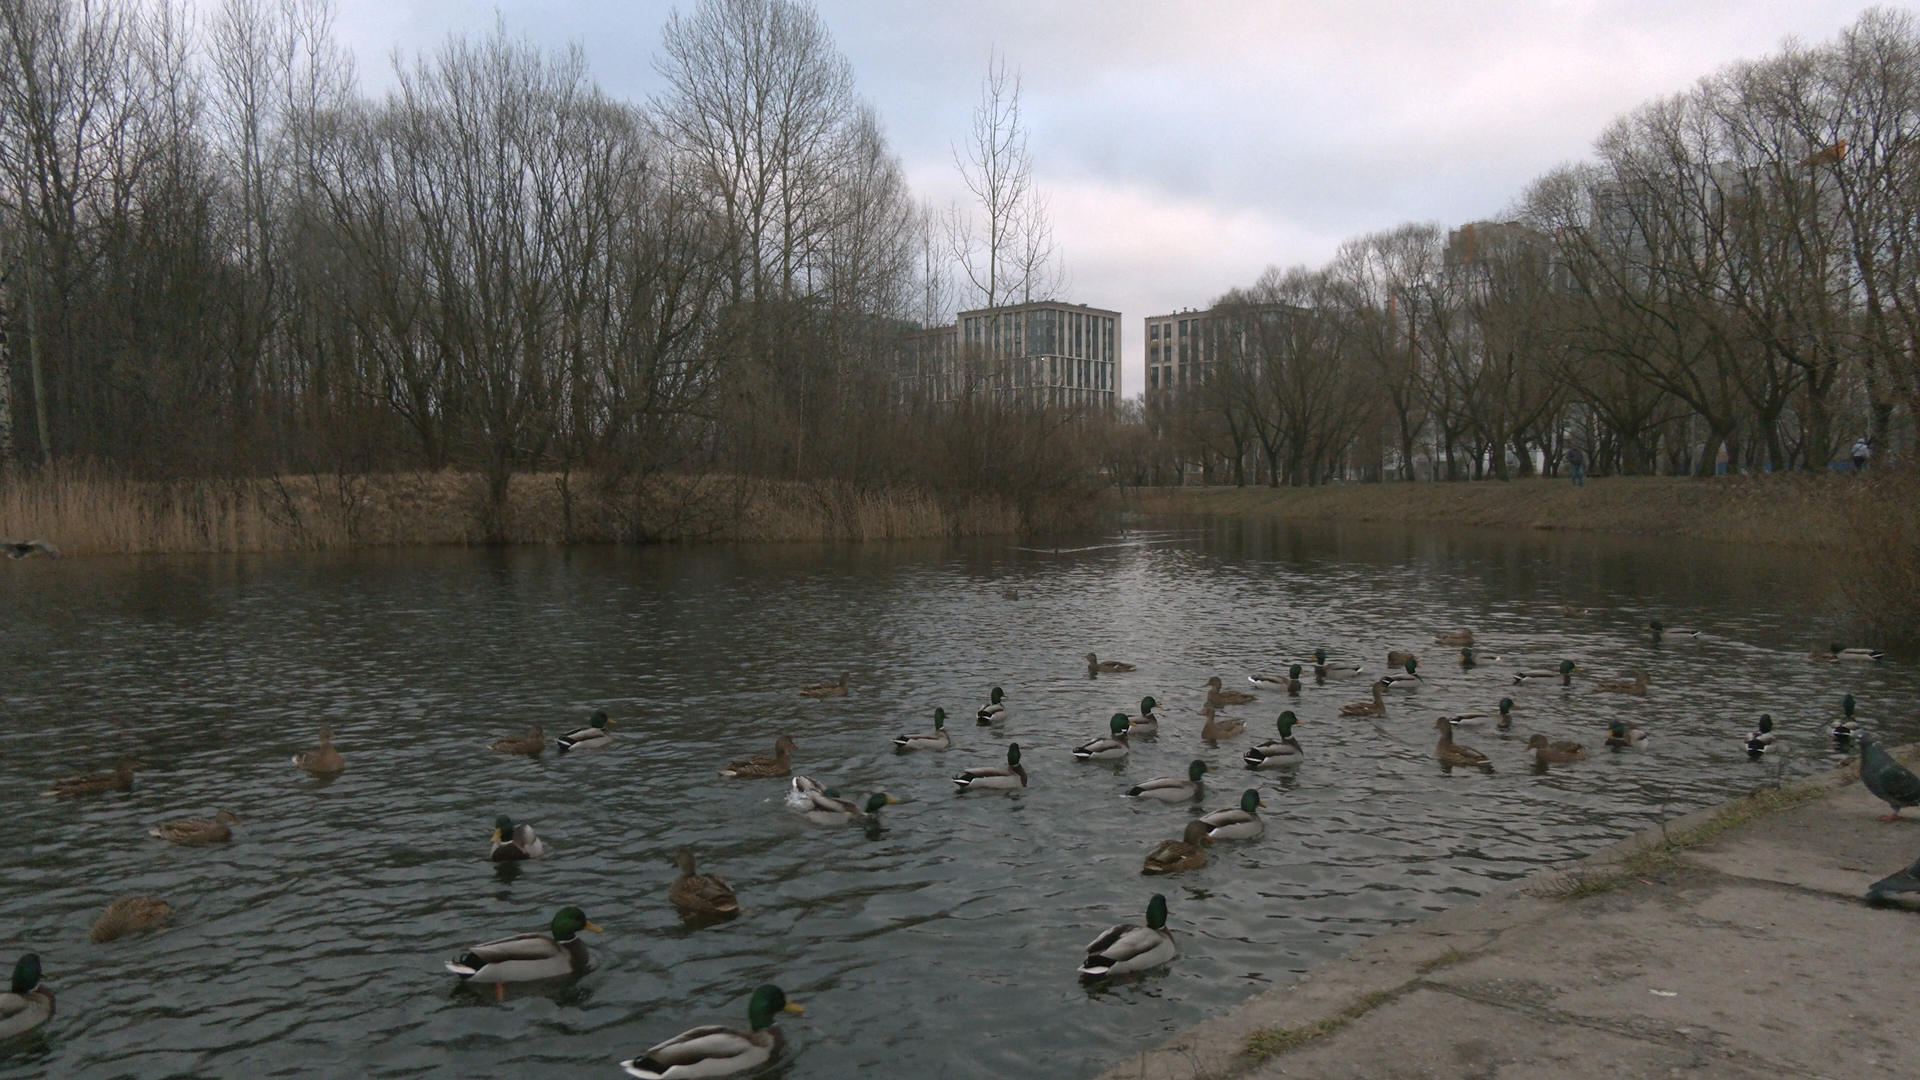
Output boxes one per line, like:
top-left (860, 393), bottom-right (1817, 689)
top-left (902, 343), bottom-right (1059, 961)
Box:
top-left (1852, 436), bottom-right (1872, 472)
top-left (1565, 444), bottom-right (1586, 487)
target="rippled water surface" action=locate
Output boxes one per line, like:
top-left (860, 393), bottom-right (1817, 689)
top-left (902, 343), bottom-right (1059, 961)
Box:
top-left (2, 518), bottom-right (1914, 1079)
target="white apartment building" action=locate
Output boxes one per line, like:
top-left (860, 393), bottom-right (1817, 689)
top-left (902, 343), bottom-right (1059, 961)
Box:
top-left (900, 301), bottom-right (1121, 411)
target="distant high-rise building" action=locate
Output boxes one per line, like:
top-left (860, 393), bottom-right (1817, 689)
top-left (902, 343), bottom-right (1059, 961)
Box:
top-left (1143, 309), bottom-right (1223, 395)
top-left (899, 301), bottom-right (1120, 410)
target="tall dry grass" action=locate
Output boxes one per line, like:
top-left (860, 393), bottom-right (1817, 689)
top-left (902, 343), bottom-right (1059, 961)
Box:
top-left (1838, 468), bottom-right (1920, 645)
top-left (0, 466), bottom-right (1032, 556)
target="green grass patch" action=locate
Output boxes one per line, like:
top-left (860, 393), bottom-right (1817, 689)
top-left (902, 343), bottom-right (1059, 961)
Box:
top-left (1243, 988), bottom-right (1398, 1061)
top-left (1414, 946), bottom-right (1475, 974)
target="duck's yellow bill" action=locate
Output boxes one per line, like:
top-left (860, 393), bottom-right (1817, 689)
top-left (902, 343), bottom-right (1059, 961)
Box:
top-left (884, 795), bottom-right (903, 804)
top-left (490, 829), bottom-right (503, 842)
top-left (583, 921), bottom-right (605, 933)
top-left (783, 1001), bottom-right (805, 1014)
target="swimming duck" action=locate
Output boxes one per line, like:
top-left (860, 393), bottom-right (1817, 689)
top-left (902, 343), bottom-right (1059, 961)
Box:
top-left (1142, 820), bottom-right (1212, 875)
top-left (1604, 721), bottom-right (1648, 749)
top-left (1527, 733), bottom-right (1587, 765)
top-left (0, 539), bottom-right (57, 559)
top-left (1199, 703), bottom-right (1245, 741)
top-left (619, 984), bottom-right (802, 1079)
top-left (952, 743), bottom-right (1027, 790)
top-left (1078, 894), bottom-right (1177, 979)
top-left (1827, 644), bottom-right (1885, 663)
top-left (445, 906), bottom-right (601, 984)
top-left (149, 809), bottom-right (238, 845)
top-left (1248, 665), bottom-right (1303, 693)
top-left (669, 849), bottom-right (740, 918)
top-left (1595, 672), bottom-right (1649, 695)
top-left (1073, 714), bottom-right (1132, 761)
top-left (47, 760), bottom-right (140, 797)
top-left (90, 896), bottom-right (171, 943)
top-left (1199, 788), bottom-right (1266, 839)
top-left (1313, 649), bottom-right (1364, 679)
top-left (1833, 695), bottom-right (1859, 741)
top-left (489, 723), bottom-right (544, 755)
top-left (291, 727), bottom-right (346, 773)
top-left (1381, 659), bottom-right (1423, 688)
top-left (0, 954), bottom-right (52, 1039)
top-left (718, 735), bottom-right (797, 779)
top-left (1340, 681), bottom-right (1387, 717)
top-left (977, 686), bottom-right (1008, 725)
top-left (1441, 711), bottom-right (1490, 728)
top-left (1745, 715), bottom-right (1776, 759)
top-left (1245, 712), bottom-right (1304, 768)
top-left (489, 815), bottom-right (546, 861)
top-left (1434, 630), bottom-right (1474, 647)
top-left (1497, 697), bottom-right (1517, 730)
top-left (893, 709), bottom-right (950, 752)
top-left (1388, 649), bottom-right (1419, 668)
top-left (1648, 620), bottom-right (1701, 644)
top-left (556, 712), bottom-right (616, 752)
top-left (799, 672), bottom-right (850, 697)
top-left (1205, 676), bottom-right (1256, 707)
top-left (1087, 652), bottom-right (1136, 674)
top-left (1513, 660), bottom-right (1576, 686)
top-left (1128, 696), bottom-right (1161, 734)
top-left (1434, 717), bottom-right (1492, 771)
top-left (1126, 760), bottom-right (1208, 802)
top-left (1459, 648), bottom-right (1476, 669)
top-left (787, 784), bottom-right (899, 827)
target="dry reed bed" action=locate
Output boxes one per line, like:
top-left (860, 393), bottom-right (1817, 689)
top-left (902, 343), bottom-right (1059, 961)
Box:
top-left (0, 469), bottom-right (1025, 556)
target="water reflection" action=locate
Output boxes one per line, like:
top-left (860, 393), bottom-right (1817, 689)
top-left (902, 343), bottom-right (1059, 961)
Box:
top-left (0, 520), bottom-right (1912, 1079)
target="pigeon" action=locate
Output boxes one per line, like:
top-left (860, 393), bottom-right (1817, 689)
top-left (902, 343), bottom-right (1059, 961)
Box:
top-left (1866, 854), bottom-right (1920, 908)
top-left (0, 539), bottom-right (58, 559)
top-left (1859, 736), bottom-right (1920, 822)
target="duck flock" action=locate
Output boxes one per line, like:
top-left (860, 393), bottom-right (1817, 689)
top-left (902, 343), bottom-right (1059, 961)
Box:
top-left (4, 621), bottom-right (1913, 1077)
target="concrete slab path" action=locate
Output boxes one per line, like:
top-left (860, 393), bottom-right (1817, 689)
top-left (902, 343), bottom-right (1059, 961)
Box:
top-left (1096, 750), bottom-right (1920, 1080)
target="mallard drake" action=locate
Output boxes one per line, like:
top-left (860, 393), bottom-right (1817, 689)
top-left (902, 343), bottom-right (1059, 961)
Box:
top-left (489, 815), bottom-right (545, 861)
top-left (1127, 760), bottom-right (1208, 802)
top-left (1648, 620), bottom-right (1701, 644)
top-left (1313, 649), bottom-right (1364, 679)
top-left (1205, 676), bottom-right (1256, 707)
top-left (894, 708), bottom-right (950, 751)
top-left (952, 743), bottom-right (1027, 790)
top-left (1441, 711), bottom-right (1490, 728)
top-left (1199, 703), bottom-right (1245, 740)
top-left (1513, 660), bottom-right (1576, 686)
top-left (718, 735), bottom-right (797, 779)
top-left (1086, 652), bottom-right (1136, 674)
top-left (669, 849), bottom-right (739, 917)
top-left (1200, 788), bottom-right (1266, 839)
top-left (1459, 647), bottom-right (1476, 669)
top-left (1073, 714), bottom-right (1132, 761)
top-left (90, 896), bottom-right (171, 943)
top-left (1434, 717), bottom-right (1492, 771)
top-left (445, 907), bottom-right (601, 984)
top-left (977, 686), bottom-right (1007, 725)
top-left (1833, 694), bottom-right (1860, 741)
top-left (149, 809), bottom-right (238, 845)
top-left (557, 712), bottom-right (616, 752)
top-left (291, 727), bottom-right (345, 773)
top-left (785, 778), bottom-right (899, 825)
top-left (619, 984), bottom-right (802, 1079)
top-left (799, 672), bottom-right (850, 698)
top-left (1387, 649), bottom-right (1418, 668)
top-left (1142, 820), bottom-right (1211, 875)
top-left (1434, 630), bottom-right (1474, 647)
top-left (1527, 733), bottom-right (1587, 764)
top-left (1245, 712), bottom-right (1303, 768)
top-left (1604, 721), bottom-right (1648, 749)
top-left (1595, 672), bottom-right (1649, 695)
top-left (0, 954), bottom-right (52, 1039)
top-left (1340, 681), bottom-right (1387, 717)
top-left (1078, 894), bottom-right (1177, 979)
top-left (1745, 715), bottom-right (1776, 758)
top-left (0, 539), bottom-right (58, 559)
top-left (1128, 696), bottom-right (1161, 733)
top-left (489, 723), bottom-right (544, 755)
top-left (1827, 644), bottom-right (1886, 663)
top-left (1248, 665), bottom-right (1303, 693)
top-left (1381, 659), bottom-right (1423, 688)
top-left (47, 760), bottom-right (140, 797)
top-left (1497, 697), bottom-right (1517, 729)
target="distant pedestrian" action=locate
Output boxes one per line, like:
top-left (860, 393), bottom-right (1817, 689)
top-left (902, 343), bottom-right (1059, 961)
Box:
top-left (1565, 445), bottom-right (1586, 487)
top-left (1852, 436), bottom-right (1872, 472)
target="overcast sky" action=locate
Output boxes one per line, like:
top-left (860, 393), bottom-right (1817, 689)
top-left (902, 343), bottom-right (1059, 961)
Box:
top-left (327, 0), bottom-right (1881, 396)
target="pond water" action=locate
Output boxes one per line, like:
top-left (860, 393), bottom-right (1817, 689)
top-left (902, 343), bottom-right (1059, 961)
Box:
top-left (1, 517), bottom-right (1913, 1079)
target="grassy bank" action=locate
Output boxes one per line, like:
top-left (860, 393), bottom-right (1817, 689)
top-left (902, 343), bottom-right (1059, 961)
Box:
top-left (1114, 473), bottom-right (1868, 547)
top-left (0, 468), bottom-right (1028, 556)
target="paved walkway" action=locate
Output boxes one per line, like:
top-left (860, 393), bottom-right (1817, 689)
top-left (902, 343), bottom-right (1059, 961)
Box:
top-left (1097, 751), bottom-right (1920, 1080)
